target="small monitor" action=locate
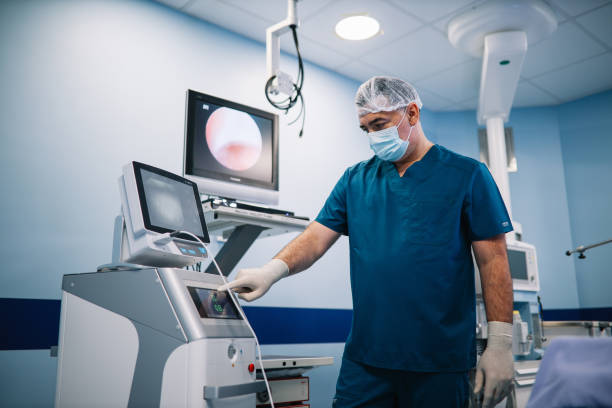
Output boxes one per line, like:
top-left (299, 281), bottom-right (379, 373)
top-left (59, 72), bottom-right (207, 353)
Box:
top-left (507, 249), bottom-right (528, 280)
top-left (188, 287), bottom-right (242, 320)
top-left (134, 162), bottom-right (209, 243)
top-left (184, 90), bottom-right (279, 205)
top-left (116, 161), bottom-right (210, 268)
top-left (506, 241), bottom-right (539, 292)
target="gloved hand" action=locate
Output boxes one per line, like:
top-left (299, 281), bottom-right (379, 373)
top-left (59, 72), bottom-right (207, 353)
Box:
top-left (217, 259), bottom-right (289, 302)
top-left (474, 321), bottom-right (514, 408)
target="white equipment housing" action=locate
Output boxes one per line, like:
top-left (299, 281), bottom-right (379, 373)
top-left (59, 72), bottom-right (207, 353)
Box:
top-left (55, 268), bottom-right (264, 407)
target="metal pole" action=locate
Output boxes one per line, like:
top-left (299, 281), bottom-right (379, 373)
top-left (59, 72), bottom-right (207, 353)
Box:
top-left (485, 116), bottom-right (512, 219)
top-left (566, 238), bottom-right (612, 258)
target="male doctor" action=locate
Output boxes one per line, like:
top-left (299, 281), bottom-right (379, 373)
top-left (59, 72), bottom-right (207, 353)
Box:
top-left (219, 77), bottom-right (514, 408)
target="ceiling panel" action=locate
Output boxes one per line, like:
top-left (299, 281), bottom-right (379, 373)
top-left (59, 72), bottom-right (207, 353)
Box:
top-left (156, 0), bottom-right (191, 8)
top-left (521, 22), bottom-right (606, 78)
top-left (548, 0), bottom-right (610, 17)
top-left (414, 59), bottom-right (481, 103)
top-left (576, 3), bottom-right (612, 48)
top-left (387, 0), bottom-right (475, 23)
top-left (296, 0), bottom-right (423, 58)
top-left (182, 0), bottom-right (271, 43)
top-left (222, 0), bottom-right (332, 23)
top-left (415, 87), bottom-right (456, 111)
top-left (432, 0), bottom-right (489, 33)
top-left (436, 96), bottom-right (478, 111)
top-left (281, 35), bottom-right (352, 69)
top-left (530, 52), bottom-right (612, 101)
top-left (360, 26), bottom-right (475, 83)
top-left (513, 80), bottom-right (561, 107)
top-left (334, 60), bottom-right (393, 83)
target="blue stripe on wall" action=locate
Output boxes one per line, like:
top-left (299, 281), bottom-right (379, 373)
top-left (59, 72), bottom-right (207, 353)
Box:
top-left (0, 298), bottom-right (352, 350)
top-left (242, 306), bottom-right (352, 344)
top-left (0, 298), bottom-right (61, 350)
top-left (542, 307), bottom-right (612, 321)
top-left (2, 298), bottom-right (611, 350)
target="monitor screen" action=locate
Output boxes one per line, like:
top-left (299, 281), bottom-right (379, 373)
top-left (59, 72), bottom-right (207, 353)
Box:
top-left (188, 287), bottom-right (242, 320)
top-left (133, 162), bottom-right (210, 243)
top-left (507, 249), bottom-right (528, 280)
top-left (184, 90), bottom-right (278, 193)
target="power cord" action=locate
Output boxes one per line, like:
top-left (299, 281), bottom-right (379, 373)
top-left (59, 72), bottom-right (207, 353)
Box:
top-left (265, 25), bottom-right (305, 137)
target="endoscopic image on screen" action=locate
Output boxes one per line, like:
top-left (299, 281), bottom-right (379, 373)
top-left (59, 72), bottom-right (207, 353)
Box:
top-left (206, 107), bottom-right (262, 171)
top-left (140, 168), bottom-right (204, 237)
top-left (192, 102), bottom-right (273, 185)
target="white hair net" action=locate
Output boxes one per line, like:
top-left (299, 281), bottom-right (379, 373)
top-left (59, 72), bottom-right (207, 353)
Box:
top-left (355, 76), bottom-right (423, 117)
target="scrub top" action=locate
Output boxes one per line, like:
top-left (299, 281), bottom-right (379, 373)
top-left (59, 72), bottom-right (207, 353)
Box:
top-left (315, 144), bottom-right (512, 372)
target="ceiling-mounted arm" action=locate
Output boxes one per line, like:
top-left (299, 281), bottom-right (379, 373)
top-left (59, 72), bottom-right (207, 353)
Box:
top-left (266, 0), bottom-right (299, 95)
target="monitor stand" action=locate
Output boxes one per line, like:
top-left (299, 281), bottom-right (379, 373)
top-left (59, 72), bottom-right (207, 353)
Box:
top-left (203, 197), bottom-right (308, 220)
top-left (202, 202), bottom-right (309, 277)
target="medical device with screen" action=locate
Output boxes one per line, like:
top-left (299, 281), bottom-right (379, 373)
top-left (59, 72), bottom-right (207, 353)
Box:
top-left (115, 161), bottom-right (210, 267)
top-left (506, 241), bottom-right (539, 292)
top-left (183, 90), bottom-right (279, 205)
top-left (188, 287), bottom-right (242, 320)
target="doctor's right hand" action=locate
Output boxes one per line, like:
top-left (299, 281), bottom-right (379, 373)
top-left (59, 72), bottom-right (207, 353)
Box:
top-left (217, 259), bottom-right (289, 302)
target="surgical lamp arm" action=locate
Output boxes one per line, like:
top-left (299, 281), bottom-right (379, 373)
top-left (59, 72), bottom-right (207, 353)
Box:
top-left (566, 238), bottom-right (612, 259)
top-left (266, 0), bottom-right (299, 90)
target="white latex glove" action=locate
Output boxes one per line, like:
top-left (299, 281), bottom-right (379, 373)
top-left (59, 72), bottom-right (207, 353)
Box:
top-left (217, 259), bottom-right (289, 302)
top-left (474, 321), bottom-right (514, 408)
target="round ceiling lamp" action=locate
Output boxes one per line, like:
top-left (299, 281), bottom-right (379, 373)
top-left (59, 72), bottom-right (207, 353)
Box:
top-left (335, 14), bottom-right (381, 41)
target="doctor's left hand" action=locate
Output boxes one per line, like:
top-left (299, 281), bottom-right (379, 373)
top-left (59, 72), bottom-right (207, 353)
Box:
top-left (473, 321), bottom-right (514, 408)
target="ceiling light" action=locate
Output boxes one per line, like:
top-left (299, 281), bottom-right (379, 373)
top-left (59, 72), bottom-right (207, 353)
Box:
top-left (335, 15), bottom-right (381, 41)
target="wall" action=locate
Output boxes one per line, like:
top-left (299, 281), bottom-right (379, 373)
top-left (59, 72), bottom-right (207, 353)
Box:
top-left (0, 0), bottom-right (372, 406)
top-left (558, 90), bottom-right (612, 309)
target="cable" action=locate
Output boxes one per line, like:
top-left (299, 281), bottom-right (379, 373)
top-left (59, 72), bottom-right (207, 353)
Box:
top-left (265, 25), bottom-right (305, 137)
top-left (174, 231), bottom-right (275, 408)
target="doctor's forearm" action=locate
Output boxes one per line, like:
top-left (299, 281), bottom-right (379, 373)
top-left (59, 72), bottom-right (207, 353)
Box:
top-left (274, 222), bottom-right (340, 275)
top-left (480, 256), bottom-right (513, 323)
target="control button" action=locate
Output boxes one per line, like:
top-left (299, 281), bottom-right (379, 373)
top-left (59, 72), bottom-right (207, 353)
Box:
top-left (198, 247), bottom-right (206, 254)
top-left (227, 344), bottom-right (236, 359)
top-left (179, 248), bottom-right (188, 253)
top-left (188, 249), bottom-right (197, 255)
top-left (248, 363), bottom-right (255, 373)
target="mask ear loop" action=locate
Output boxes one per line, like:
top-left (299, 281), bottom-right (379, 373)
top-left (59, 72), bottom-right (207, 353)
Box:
top-left (397, 105), bottom-right (414, 143)
top-left (396, 105), bottom-right (409, 129)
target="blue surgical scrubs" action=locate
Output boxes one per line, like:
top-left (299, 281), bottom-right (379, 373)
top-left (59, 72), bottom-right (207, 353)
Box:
top-left (316, 145), bottom-right (512, 406)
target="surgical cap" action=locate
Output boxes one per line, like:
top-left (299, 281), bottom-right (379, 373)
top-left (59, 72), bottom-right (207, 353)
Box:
top-left (355, 76), bottom-right (423, 117)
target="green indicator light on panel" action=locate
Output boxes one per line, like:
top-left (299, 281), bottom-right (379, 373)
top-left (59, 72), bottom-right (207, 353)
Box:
top-left (499, 60), bottom-right (510, 66)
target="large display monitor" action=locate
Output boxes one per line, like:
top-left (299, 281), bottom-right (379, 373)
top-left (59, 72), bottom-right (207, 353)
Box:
top-left (183, 90), bottom-right (279, 205)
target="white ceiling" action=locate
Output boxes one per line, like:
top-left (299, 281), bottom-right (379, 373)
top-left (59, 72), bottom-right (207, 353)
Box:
top-left (157, 0), bottom-right (612, 111)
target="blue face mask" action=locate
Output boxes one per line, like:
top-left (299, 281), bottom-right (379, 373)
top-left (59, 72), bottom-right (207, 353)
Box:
top-left (368, 108), bottom-right (414, 162)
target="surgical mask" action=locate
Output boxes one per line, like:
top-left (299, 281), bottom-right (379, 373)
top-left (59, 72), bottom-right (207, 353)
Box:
top-left (368, 108), bottom-right (413, 162)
